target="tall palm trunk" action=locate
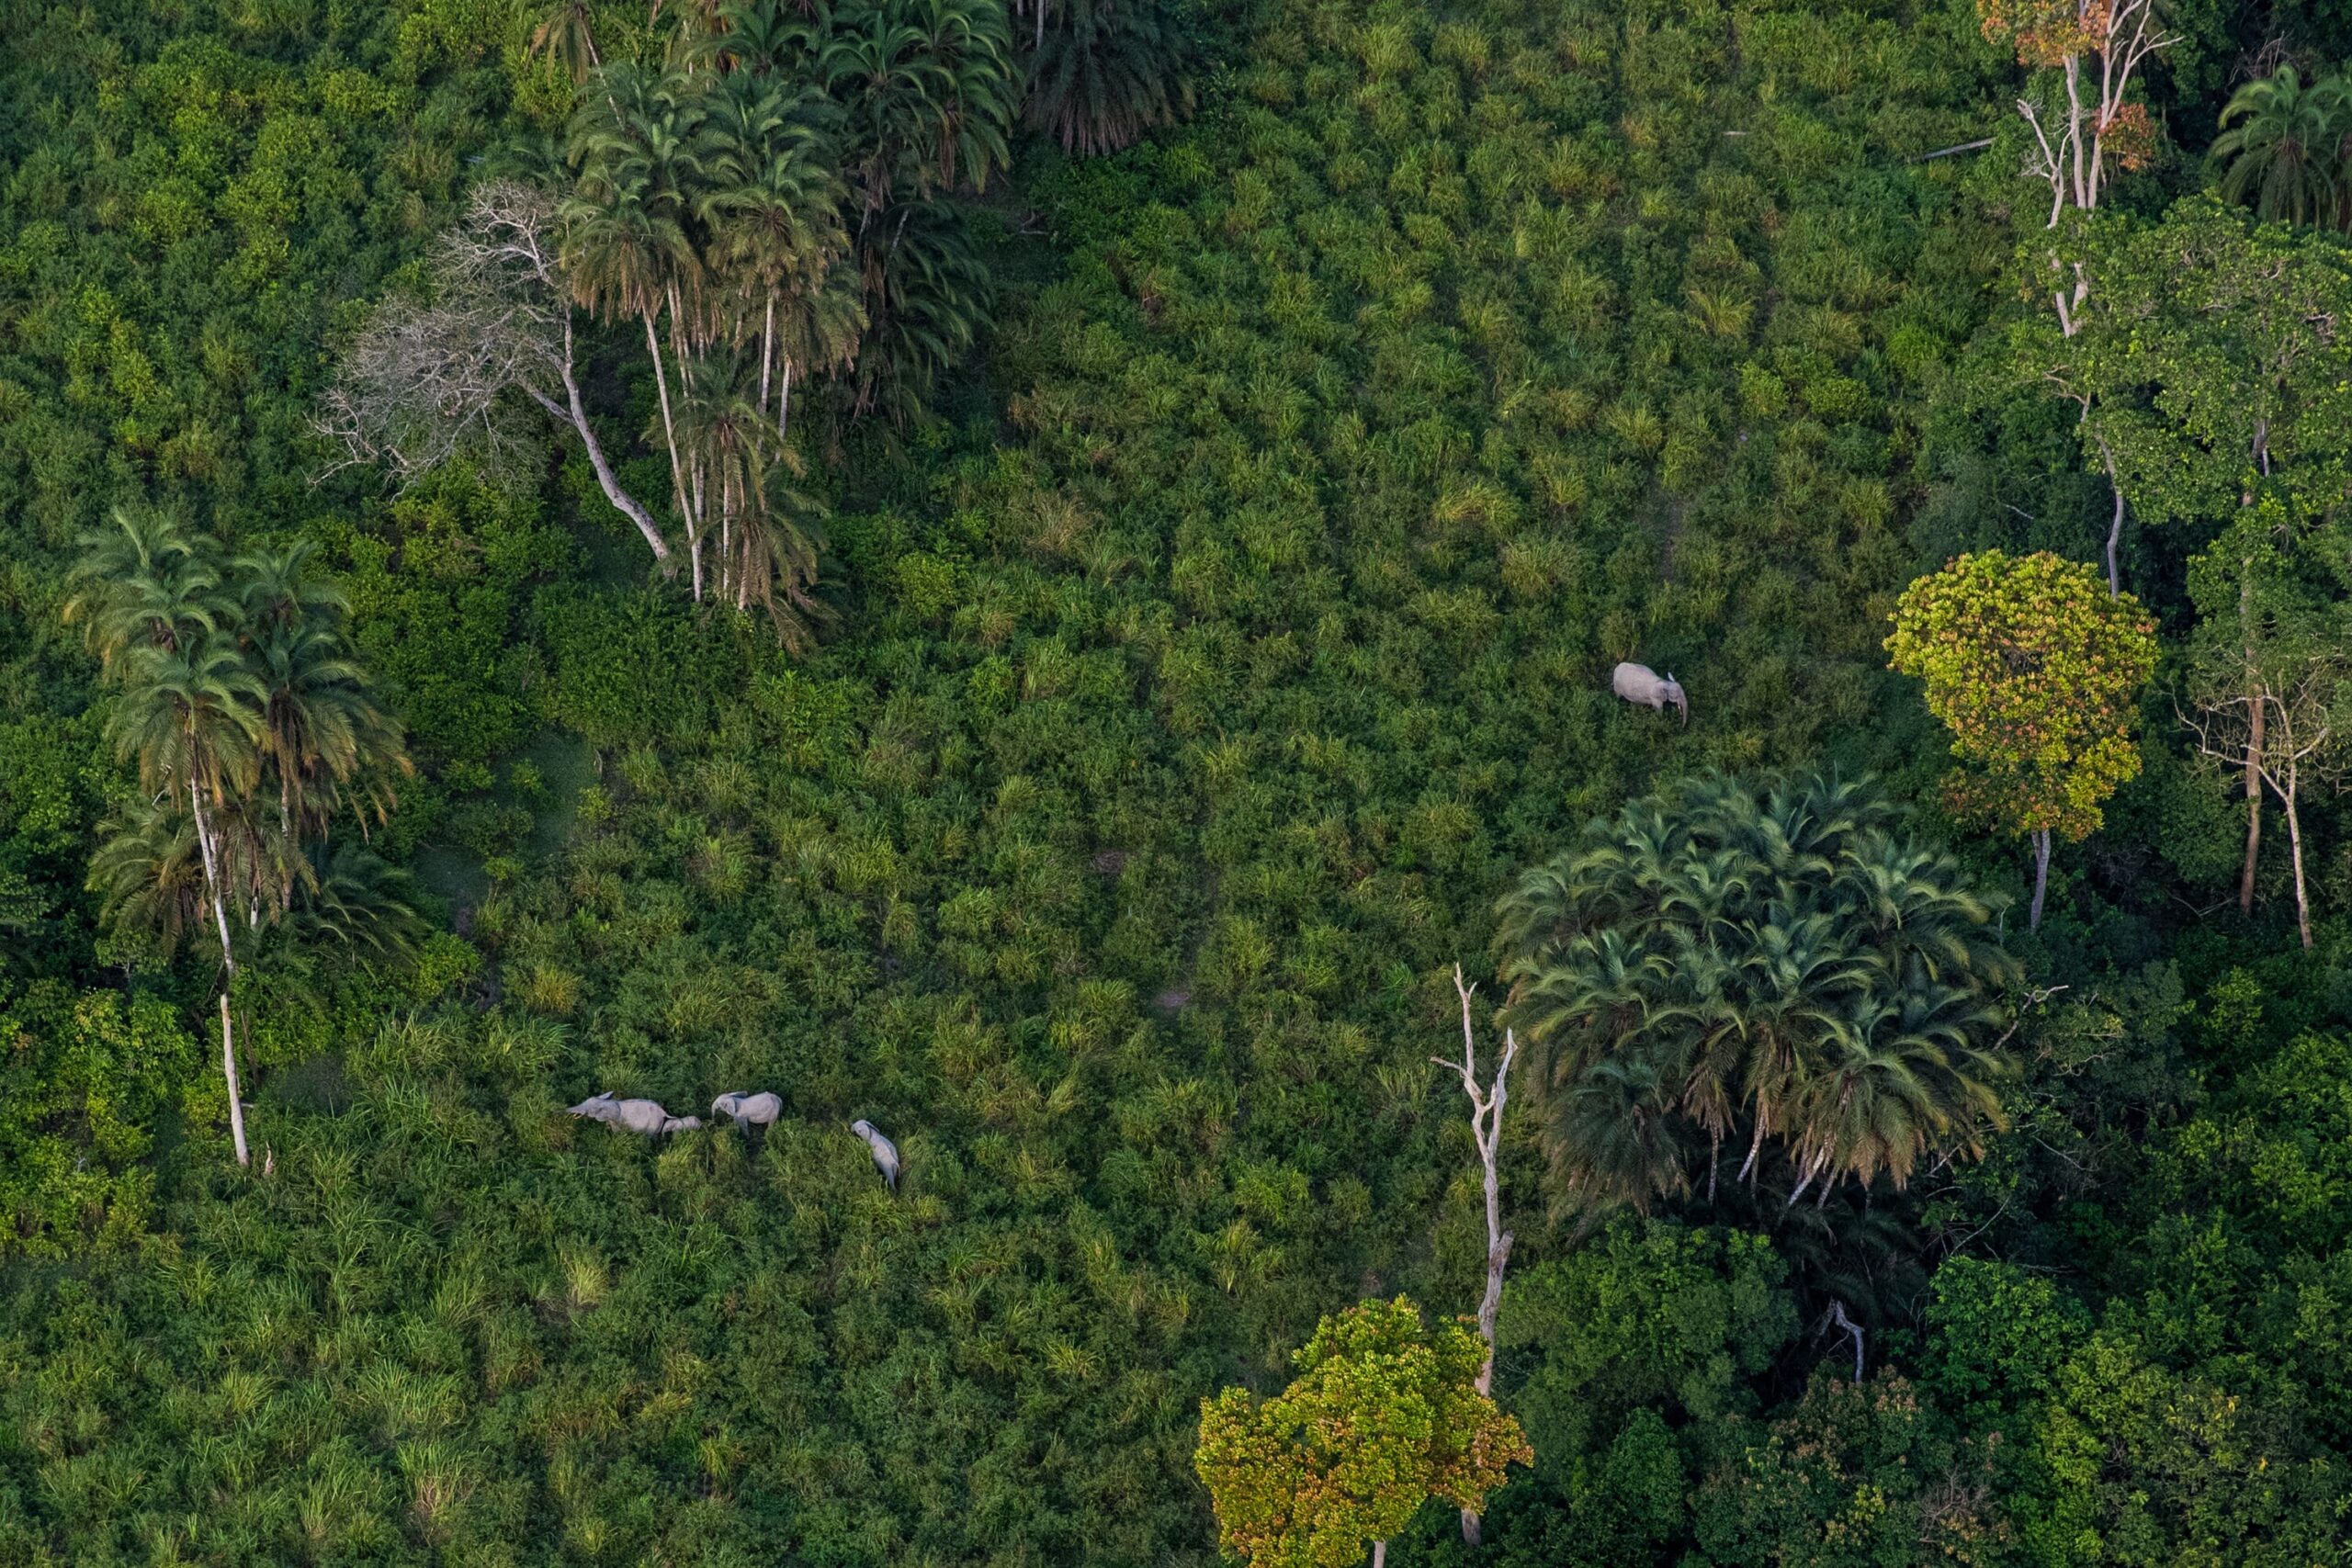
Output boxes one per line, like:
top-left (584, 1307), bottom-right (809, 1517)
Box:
top-left (761, 297), bottom-right (776, 417)
top-left (188, 774), bottom-right (250, 1168)
top-left (686, 455), bottom-right (707, 602)
top-left (718, 467), bottom-right (735, 604)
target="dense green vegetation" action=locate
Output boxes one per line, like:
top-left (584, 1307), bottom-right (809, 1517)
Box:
top-left (12, 0), bottom-right (2352, 1562)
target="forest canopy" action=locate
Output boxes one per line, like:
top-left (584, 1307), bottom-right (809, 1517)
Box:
top-left (8, 0), bottom-right (2352, 1562)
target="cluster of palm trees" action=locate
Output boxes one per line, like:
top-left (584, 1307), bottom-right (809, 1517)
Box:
top-left (66, 510), bottom-right (417, 1167)
top-left (520, 0), bottom-right (1193, 635)
top-left (538, 0), bottom-right (1024, 639)
top-left (2211, 64), bottom-right (2352, 229)
top-left (1495, 773), bottom-right (2020, 1217)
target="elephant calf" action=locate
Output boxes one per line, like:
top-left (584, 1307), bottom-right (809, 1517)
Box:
top-left (711, 1091), bottom-right (784, 1128)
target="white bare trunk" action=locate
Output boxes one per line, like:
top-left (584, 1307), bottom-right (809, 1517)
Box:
top-left (643, 313), bottom-right (692, 544)
top-left (1445, 964), bottom-right (1518, 1548)
top-left (189, 777), bottom-right (250, 1168)
top-left (537, 317), bottom-right (669, 565)
top-left (220, 992), bottom-right (248, 1168)
top-left (2284, 762), bottom-right (2312, 950)
top-left (2029, 829), bottom-right (2052, 931)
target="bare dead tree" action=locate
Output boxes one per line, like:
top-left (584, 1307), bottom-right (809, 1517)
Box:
top-left (1826, 1299), bottom-right (1865, 1382)
top-left (315, 182), bottom-right (673, 570)
top-left (2005, 0), bottom-right (2175, 230)
top-left (1436, 961), bottom-right (1518, 1548)
top-left (2186, 663), bottom-right (2347, 950)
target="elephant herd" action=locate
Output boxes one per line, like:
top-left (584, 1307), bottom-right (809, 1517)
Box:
top-left (565, 1090), bottom-right (900, 1190)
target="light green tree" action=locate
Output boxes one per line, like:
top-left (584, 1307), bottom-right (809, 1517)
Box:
top-left (1195, 1297), bottom-right (1530, 1568)
top-left (1886, 551), bottom-right (2157, 931)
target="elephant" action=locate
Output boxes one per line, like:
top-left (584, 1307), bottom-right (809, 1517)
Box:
top-left (1611, 661), bottom-right (1688, 725)
top-left (567, 1093), bottom-right (691, 1136)
top-left (711, 1091), bottom-right (784, 1128)
top-left (850, 1119), bottom-right (900, 1191)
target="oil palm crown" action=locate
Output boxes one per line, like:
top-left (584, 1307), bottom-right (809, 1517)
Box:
top-left (851, 196), bottom-right (987, 420)
top-left (526, 0), bottom-right (604, 85)
top-left (1021, 0), bottom-right (1196, 157)
top-left (109, 633), bottom-right (267, 814)
top-left (1496, 770), bottom-right (2019, 1218)
top-left (711, 0), bottom-right (828, 74)
top-left (2211, 66), bottom-right (2352, 229)
top-left (696, 81), bottom-right (850, 322)
top-left (63, 507), bottom-right (231, 678)
top-left (235, 541), bottom-right (411, 841)
top-left (820, 0), bottom-right (1015, 216)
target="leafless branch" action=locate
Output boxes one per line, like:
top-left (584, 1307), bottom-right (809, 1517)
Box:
top-left (315, 182), bottom-right (673, 567)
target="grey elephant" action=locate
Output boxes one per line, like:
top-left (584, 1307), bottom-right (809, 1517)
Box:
top-left (1611, 661), bottom-right (1688, 725)
top-left (567, 1093), bottom-right (694, 1136)
top-left (711, 1090), bottom-right (784, 1128)
top-left (850, 1119), bottom-right (900, 1191)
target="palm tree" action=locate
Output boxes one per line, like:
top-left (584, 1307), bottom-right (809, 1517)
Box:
top-left (62, 506), bottom-right (229, 674)
top-left (526, 0), bottom-right (605, 86)
top-left (2211, 66), bottom-right (2352, 229)
top-left (75, 520), bottom-right (416, 1169)
top-left (107, 627), bottom-right (268, 1168)
top-left (668, 362), bottom-right (831, 645)
top-left (695, 74), bottom-right (854, 434)
top-left (851, 196), bottom-right (988, 421)
top-left (1496, 771), bottom-right (2019, 1218)
top-left (235, 541), bottom-right (412, 856)
top-left (708, 0), bottom-right (826, 74)
top-left (1020, 0), bottom-right (1195, 157)
top-left (818, 0), bottom-right (1016, 220)
top-left (290, 840), bottom-right (425, 970)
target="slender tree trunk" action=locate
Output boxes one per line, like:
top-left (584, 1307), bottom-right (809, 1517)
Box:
top-left (778, 358), bottom-right (793, 440)
top-left (688, 456), bottom-right (707, 603)
top-left (538, 318), bottom-right (670, 565)
top-left (2093, 431), bottom-right (2126, 597)
top-left (1371, 1541), bottom-right (1385, 1568)
top-left (718, 468), bottom-right (733, 603)
top-left (2029, 829), bottom-right (2052, 931)
top-left (1736, 1111), bottom-right (1768, 1185)
top-left (2282, 764), bottom-right (2312, 950)
top-left (1828, 1300), bottom-right (1864, 1382)
top-left (2242, 679), bottom-right (2265, 916)
top-left (189, 777), bottom-right (250, 1168)
top-left (220, 991), bottom-right (249, 1168)
top-left (1444, 968), bottom-right (1518, 1549)
top-left (738, 480), bottom-right (757, 614)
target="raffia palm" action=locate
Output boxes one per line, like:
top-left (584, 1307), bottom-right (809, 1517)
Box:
top-left (1495, 771), bottom-right (2020, 1216)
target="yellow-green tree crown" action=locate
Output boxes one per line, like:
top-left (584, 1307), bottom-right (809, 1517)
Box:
top-left (1885, 550), bottom-right (2158, 842)
top-left (1194, 1296), bottom-right (1532, 1567)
